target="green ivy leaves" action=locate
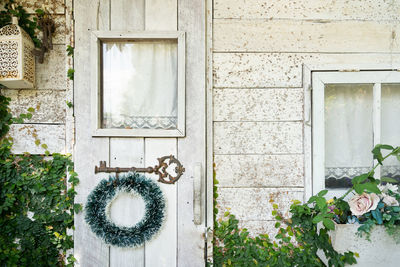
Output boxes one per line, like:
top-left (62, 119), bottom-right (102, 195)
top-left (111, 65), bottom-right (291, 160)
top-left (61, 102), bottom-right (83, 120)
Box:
top-left (0, 1), bottom-right (42, 48)
top-left (211, 180), bottom-right (355, 266)
top-left (0, 77), bottom-right (79, 266)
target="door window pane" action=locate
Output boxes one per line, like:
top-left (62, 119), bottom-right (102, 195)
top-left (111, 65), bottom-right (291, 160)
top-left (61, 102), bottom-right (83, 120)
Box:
top-left (381, 84), bottom-right (400, 181)
top-left (324, 84), bottom-right (374, 188)
top-left (101, 40), bottom-right (178, 129)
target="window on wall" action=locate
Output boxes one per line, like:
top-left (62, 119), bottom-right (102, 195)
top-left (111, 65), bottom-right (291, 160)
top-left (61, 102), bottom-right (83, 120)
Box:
top-left (91, 31), bottom-right (185, 137)
top-left (312, 71), bottom-right (400, 196)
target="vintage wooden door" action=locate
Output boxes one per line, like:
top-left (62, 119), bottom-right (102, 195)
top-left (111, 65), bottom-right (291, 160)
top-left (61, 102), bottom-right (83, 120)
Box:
top-left (73, 0), bottom-right (206, 266)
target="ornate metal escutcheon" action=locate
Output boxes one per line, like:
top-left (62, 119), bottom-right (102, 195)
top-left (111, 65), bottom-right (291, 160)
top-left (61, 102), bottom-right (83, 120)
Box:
top-left (95, 155), bottom-right (185, 184)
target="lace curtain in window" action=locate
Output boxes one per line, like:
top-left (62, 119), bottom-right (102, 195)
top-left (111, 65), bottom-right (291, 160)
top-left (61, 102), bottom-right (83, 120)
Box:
top-left (101, 40), bottom-right (178, 130)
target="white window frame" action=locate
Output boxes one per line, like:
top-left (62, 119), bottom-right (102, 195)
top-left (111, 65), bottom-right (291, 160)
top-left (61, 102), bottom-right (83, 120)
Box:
top-left (303, 65), bottom-right (400, 200)
top-left (90, 31), bottom-right (186, 137)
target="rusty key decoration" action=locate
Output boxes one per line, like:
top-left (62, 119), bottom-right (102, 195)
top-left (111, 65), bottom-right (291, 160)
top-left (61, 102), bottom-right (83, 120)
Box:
top-left (95, 155), bottom-right (185, 184)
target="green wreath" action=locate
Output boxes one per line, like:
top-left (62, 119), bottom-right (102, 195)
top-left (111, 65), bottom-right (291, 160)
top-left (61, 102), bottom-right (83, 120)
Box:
top-left (85, 173), bottom-right (165, 247)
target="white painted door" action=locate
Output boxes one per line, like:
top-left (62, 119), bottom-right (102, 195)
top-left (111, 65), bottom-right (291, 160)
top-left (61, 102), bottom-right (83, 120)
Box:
top-left (73, 1), bottom-right (206, 266)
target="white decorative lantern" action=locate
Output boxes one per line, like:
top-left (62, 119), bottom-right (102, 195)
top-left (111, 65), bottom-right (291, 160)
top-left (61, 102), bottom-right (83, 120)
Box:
top-left (0, 17), bottom-right (35, 89)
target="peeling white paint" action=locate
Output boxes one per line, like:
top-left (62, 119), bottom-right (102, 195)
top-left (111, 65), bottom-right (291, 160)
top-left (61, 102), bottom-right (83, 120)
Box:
top-left (214, 121), bottom-right (303, 154)
top-left (214, 0), bottom-right (400, 20)
top-left (215, 154), bottom-right (304, 187)
top-left (213, 88), bottom-right (303, 121)
top-left (217, 187), bottom-right (303, 221)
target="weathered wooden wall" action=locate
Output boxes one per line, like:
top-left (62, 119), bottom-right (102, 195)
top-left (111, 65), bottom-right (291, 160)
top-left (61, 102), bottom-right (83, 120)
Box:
top-left (1, 0), bottom-right (73, 155)
top-left (212, 0), bottom-right (400, 235)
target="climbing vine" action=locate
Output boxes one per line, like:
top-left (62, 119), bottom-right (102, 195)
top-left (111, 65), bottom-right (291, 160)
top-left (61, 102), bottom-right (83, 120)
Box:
top-left (210, 171), bottom-right (357, 267)
top-left (0, 2), bottom-right (80, 266)
top-left (0, 95), bottom-right (80, 267)
top-left (0, 0), bottom-right (42, 47)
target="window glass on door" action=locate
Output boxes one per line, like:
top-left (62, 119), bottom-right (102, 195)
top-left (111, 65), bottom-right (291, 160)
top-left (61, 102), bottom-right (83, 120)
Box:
top-left (101, 40), bottom-right (178, 130)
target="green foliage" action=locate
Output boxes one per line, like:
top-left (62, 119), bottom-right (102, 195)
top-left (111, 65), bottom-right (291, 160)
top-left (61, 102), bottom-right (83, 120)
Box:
top-left (66, 46), bottom-right (74, 81)
top-left (0, 94), bottom-right (80, 266)
top-left (66, 101), bottom-right (73, 108)
top-left (210, 193), bottom-right (356, 267)
top-left (0, 0), bottom-right (42, 47)
top-left (0, 94), bottom-right (12, 139)
top-left (66, 45), bottom-right (74, 57)
top-left (211, 146), bottom-right (400, 266)
top-left (67, 68), bottom-right (75, 80)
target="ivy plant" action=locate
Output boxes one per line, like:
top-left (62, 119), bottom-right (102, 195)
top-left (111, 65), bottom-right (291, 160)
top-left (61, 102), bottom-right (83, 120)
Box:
top-left (211, 145), bottom-right (400, 266)
top-left (210, 177), bottom-right (356, 266)
top-left (0, 94), bottom-right (80, 266)
top-left (0, 0), bottom-right (42, 47)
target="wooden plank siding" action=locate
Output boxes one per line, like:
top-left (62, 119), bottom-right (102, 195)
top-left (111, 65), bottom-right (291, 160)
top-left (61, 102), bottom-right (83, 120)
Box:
top-left (212, 0), bottom-right (400, 235)
top-left (214, 20), bottom-right (400, 53)
top-left (214, 0), bottom-right (400, 21)
top-left (214, 53), bottom-right (400, 88)
top-left (213, 88), bottom-right (303, 121)
top-left (214, 154), bottom-right (304, 188)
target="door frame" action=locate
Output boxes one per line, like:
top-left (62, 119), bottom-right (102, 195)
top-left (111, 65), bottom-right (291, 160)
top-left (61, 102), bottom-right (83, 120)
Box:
top-left (206, 0), bottom-right (214, 262)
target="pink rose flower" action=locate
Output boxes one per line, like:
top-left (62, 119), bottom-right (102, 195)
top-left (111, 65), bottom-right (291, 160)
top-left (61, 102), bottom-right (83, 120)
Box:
top-left (349, 193), bottom-right (379, 216)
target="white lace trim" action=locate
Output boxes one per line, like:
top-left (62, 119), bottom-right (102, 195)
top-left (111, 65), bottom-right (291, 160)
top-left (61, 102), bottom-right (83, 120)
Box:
top-left (325, 165), bottom-right (400, 179)
top-left (103, 115), bottom-right (177, 130)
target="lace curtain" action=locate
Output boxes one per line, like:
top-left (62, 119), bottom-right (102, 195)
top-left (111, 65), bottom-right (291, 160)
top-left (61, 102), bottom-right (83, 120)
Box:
top-left (101, 40), bottom-right (178, 129)
top-left (324, 84), bottom-right (400, 188)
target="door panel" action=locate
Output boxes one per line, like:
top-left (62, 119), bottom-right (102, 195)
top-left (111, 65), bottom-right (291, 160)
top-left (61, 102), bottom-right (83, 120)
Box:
top-left (109, 138), bottom-right (145, 266)
top-left (144, 138), bottom-right (177, 266)
top-left (108, 0), bottom-right (146, 265)
top-left (74, 0), bottom-right (110, 266)
top-left (74, 0), bottom-right (206, 266)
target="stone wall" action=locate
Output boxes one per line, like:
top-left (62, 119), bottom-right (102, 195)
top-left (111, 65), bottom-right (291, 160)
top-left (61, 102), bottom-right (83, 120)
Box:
top-left (1, 0), bottom-right (73, 155)
top-left (212, 0), bottom-right (400, 234)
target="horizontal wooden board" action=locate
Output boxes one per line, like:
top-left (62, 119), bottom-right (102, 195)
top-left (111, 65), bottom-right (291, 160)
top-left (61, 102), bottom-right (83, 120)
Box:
top-left (213, 53), bottom-right (400, 88)
top-left (213, 88), bottom-right (303, 121)
top-left (214, 122), bottom-right (303, 154)
top-left (36, 45), bottom-right (67, 90)
top-left (215, 154), bottom-right (304, 187)
top-left (214, 20), bottom-right (400, 53)
top-left (2, 89), bottom-right (66, 123)
top-left (214, 0), bottom-right (400, 20)
top-left (9, 124), bottom-right (65, 154)
top-left (217, 187), bottom-right (303, 220)
top-left (14, 0), bottom-right (65, 14)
